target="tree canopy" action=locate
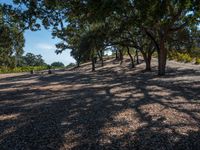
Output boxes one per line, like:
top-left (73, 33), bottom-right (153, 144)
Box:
top-left (0, 3), bottom-right (25, 68)
top-left (51, 61), bottom-right (64, 68)
top-left (1, 0), bottom-right (200, 74)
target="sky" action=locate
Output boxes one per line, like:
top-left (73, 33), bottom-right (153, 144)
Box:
top-left (0, 0), bottom-right (75, 65)
top-left (24, 28), bottom-right (75, 65)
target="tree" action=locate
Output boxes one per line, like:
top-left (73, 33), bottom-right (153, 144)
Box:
top-left (0, 4), bottom-right (25, 68)
top-left (135, 0), bottom-right (200, 75)
top-left (8, 0), bottom-right (200, 75)
top-left (51, 62), bottom-right (64, 68)
top-left (23, 53), bottom-right (46, 66)
top-left (79, 0), bottom-right (200, 75)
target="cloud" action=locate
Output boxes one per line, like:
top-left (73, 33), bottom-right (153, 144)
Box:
top-left (36, 43), bottom-right (56, 50)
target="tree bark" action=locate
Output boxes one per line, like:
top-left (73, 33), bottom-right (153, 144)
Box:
top-left (91, 57), bottom-right (95, 72)
top-left (115, 50), bottom-right (119, 60)
top-left (158, 38), bottom-right (167, 76)
top-left (145, 57), bottom-right (151, 71)
top-left (91, 50), bottom-right (95, 72)
top-left (141, 52), bottom-right (151, 71)
top-left (127, 47), bottom-right (135, 68)
top-left (100, 50), bottom-right (104, 67)
top-left (101, 59), bottom-right (104, 67)
top-left (119, 50), bottom-right (123, 65)
top-left (94, 56), bottom-right (97, 63)
top-left (97, 51), bottom-right (102, 61)
top-left (77, 61), bottom-right (80, 67)
top-left (135, 49), bottom-right (139, 64)
top-left (144, 29), bottom-right (167, 75)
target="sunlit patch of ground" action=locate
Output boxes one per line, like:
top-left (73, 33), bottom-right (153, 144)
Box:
top-left (0, 58), bottom-right (200, 149)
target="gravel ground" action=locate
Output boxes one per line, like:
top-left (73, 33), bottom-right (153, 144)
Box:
top-left (0, 58), bottom-right (200, 150)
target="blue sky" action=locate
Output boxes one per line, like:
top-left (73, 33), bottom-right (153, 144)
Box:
top-left (0, 0), bottom-right (75, 65)
top-left (24, 28), bottom-right (75, 65)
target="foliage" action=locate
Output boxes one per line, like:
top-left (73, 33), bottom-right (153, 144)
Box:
top-left (168, 50), bottom-right (200, 64)
top-left (66, 63), bottom-right (76, 68)
top-left (2, 0), bottom-right (200, 75)
top-left (0, 52), bottom-right (47, 73)
top-left (177, 53), bottom-right (193, 63)
top-left (168, 52), bottom-right (193, 63)
top-left (22, 53), bottom-right (46, 66)
top-left (0, 66), bottom-right (48, 74)
top-left (51, 62), bottom-right (65, 68)
top-left (195, 58), bottom-right (200, 64)
top-left (0, 4), bottom-right (25, 68)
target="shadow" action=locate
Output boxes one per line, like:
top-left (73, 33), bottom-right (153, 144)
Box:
top-left (0, 59), bottom-right (200, 149)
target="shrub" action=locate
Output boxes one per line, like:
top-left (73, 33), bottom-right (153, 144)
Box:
top-left (176, 53), bottom-right (193, 63)
top-left (195, 58), bottom-right (200, 64)
top-left (0, 66), bottom-right (48, 74)
top-left (168, 51), bottom-right (176, 60)
top-left (51, 62), bottom-right (65, 68)
top-left (183, 54), bottom-right (193, 63)
top-left (66, 63), bottom-right (76, 68)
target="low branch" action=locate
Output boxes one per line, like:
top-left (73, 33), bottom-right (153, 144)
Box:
top-left (143, 28), bottom-right (160, 51)
top-left (169, 21), bottom-right (188, 32)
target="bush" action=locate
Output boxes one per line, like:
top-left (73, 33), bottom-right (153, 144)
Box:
top-left (51, 62), bottom-right (65, 68)
top-left (176, 53), bottom-right (193, 63)
top-left (195, 58), bottom-right (200, 64)
top-left (168, 51), bottom-right (176, 60)
top-left (0, 66), bottom-right (48, 74)
top-left (183, 54), bottom-right (193, 63)
top-left (66, 63), bottom-right (76, 68)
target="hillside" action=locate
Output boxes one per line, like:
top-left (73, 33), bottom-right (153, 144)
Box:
top-left (0, 58), bottom-right (200, 150)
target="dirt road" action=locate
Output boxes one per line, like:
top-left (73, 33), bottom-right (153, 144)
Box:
top-left (0, 59), bottom-right (200, 149)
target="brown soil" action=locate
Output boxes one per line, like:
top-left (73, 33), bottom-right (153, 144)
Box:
top-left (0, 58), bottom-right (200, 150)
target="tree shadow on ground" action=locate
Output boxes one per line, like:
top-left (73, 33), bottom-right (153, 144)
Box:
top-left (0, 60), bottom-right (200, 150)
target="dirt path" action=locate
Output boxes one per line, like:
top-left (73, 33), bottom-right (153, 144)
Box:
top-left (0, 59), bottom-right (200, 150)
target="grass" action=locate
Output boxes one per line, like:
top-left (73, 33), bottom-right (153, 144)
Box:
top-left (0, 66), bottom-right (49, 74)
top-left (195, 57), bottom-right (200, 64)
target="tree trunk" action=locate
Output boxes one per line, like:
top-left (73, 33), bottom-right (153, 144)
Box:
top-left (158, 39), bottom-right (167, 76)
top-left (127, 47), bottom-right (135, 68)
top-left (77, 61), bottom-right (80, 67)
top-left (91, 50), bottom-right (95, 72)
top-left (135, 49), bottom-right (139, 64)
top-left (97, 51), bottom-right (102, 61)
top-left (101, 57), bottom-right (104, 67)
top-left (91, 57), bottom-right (95, 72)
top-left (115, 50), bottom-right (119, 60)
top-left (144, 28), bottom-right (167, 75)
top-left (76, 57), bottom-right (80, 68)
top-left (145, 57), bottom-right (151, 71)
top-left (100, 50), bottom-right (104, 67)
top-left (119, 50), bottom-right (123, 65)
top-left (141, 52), bottom-right (151, 71)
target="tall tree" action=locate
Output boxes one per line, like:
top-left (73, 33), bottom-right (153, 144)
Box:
top-left (135, 0), bottom-right (200, 75)
top-left (9, 0), bottom-right (200, 75)
top-left (23, 53), bottom-right (46, 66)
top-left (0, 4), bottom-right (25, 68)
